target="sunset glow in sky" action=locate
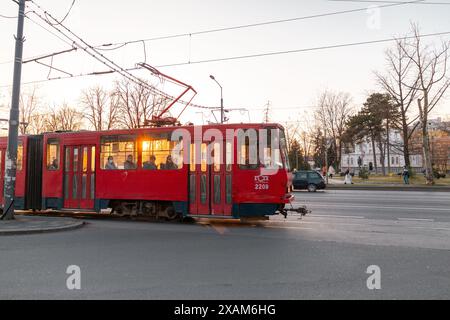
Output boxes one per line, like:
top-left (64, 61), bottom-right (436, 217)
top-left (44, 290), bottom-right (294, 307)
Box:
top-left (1, 0), bottom-right (449, 126)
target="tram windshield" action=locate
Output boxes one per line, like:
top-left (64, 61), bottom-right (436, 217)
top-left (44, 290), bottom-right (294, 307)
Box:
top-left (279, 128), bottom-right (291, 171)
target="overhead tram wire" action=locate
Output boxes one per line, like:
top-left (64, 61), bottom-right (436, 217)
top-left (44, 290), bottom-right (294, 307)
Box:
top-left (26, 1), bottom-right (189, 107)
top-left (8, 1), bottom-right (449, 109)
top-left (0, 13), bottom-right (17, 19)
top-left (2, 29), bottom-right (450, 90)
top-left (27, 0), bottom-right (215, 111)
top-left (328, 0), bottom-right (450, 5)
top-left (147, 30), bottom-right (450, 67)
top-left (0, 0), bottom-right (425, 64)
top-left (93, 0), bottom-right (425, 50)
top-left (44, 0), bottom-right (76, 26)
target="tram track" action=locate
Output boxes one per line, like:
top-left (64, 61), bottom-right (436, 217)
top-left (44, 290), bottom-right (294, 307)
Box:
top-left (14, 210), bottom-right (300, 229)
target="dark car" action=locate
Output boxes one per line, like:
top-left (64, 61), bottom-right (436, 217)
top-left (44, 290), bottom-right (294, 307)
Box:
top-left (293, 170), bottom-right (326, 192)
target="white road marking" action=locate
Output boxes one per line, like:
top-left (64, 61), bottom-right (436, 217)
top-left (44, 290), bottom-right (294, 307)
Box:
top-left (398, 218), bottom-right (435, 222)
top-left (308, 214), bottom-right (366, 219)
top-left (307, 204), bottom-right (450, 212)
top-left (265, 226), bottom-right (314, 230)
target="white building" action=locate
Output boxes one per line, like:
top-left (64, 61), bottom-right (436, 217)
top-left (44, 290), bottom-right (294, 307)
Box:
top-left (341, 129), bottom-right (423, 174)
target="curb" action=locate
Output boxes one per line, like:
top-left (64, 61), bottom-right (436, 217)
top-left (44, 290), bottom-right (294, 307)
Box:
top-left (326, 185), bottom-right (450, 192)
top-left (0, 220), bottom-right (85, 236)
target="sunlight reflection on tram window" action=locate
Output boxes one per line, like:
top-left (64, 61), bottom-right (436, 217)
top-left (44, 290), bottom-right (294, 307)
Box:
top-left (142, 141), bottom-right (151, 152)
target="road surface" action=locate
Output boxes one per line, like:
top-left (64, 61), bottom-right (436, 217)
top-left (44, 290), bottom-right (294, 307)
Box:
top-left (1, 190), bottom-right (449, 300)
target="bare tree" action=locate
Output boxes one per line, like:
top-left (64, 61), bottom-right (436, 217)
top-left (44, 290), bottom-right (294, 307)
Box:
top-left (315, 90), bottom-right (354, 171)
top-left (28, 113), bottom-right (49, 134)
top-left (46, 104), bottom-right (83, 132)
top-left (376, 38), bottom-right (420, 169)
top-left (401, 24), bottom-right (450, 184)
top-left (19, 86), bottom-right (40, 135)
top-left (283, 121), bottom-right (301, 153)
top-left (114, 79), bottom-right (170, 129)
top-left (298, 112), bottom-right (315, 165)
top-left (80, 86), bottom-right (119, 131)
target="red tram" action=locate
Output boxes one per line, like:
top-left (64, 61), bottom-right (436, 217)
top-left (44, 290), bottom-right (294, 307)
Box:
top-left (0, 123), bottom-right (299, 220)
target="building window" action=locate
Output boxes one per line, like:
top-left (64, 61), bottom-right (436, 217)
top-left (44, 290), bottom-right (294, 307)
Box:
top-left (141, 132), bottom-right (183, 170)
top-left (100, 135), bottom-right (137, 170)
top-left (47, 139), bottom-right (60, 170)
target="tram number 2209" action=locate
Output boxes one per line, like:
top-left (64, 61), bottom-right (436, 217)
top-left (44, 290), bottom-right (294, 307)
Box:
top-left (255, 184), bottom-right (270, 190)
top-left (254, 175), bottom-right (270, 191)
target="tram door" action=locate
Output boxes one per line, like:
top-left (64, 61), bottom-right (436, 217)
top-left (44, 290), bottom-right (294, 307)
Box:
top-left (189, 141), bottom-right (232, 216)
top-left (63, 146), bottom-right (96, 210)
top-left (0, 149), bottom-right (5, 205)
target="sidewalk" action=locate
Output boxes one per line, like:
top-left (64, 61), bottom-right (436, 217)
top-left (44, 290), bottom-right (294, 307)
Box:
top-left (0, 215), bottom-right (85, 236)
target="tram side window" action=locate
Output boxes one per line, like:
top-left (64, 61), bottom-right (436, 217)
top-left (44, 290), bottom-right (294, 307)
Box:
top-left (100, 135), bottom-right (137, 170)
top-left (47, 139), bottom-right (60, 170)
top-left (17, 142), bottom-right (24, 171)
top-left (261, 129), bottom-right (282, 169)
top-left (141, 133), bottom-right (183, 170)
top-left (238, 130), bottom-right (259, 170)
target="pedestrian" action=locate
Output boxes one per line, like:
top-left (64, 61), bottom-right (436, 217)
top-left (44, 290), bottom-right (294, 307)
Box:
top-left (402, 166), bottom-right (410, 185)
top-left (344, 168), bottom-right (353, 185)
top-left (328, 166), bottom-right (336, 179)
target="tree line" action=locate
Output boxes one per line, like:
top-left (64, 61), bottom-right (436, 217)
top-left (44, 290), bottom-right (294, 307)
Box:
top-left (284, 24), bottom-right (449, 185)
top-left (14, 79), bottom-right (171, 136)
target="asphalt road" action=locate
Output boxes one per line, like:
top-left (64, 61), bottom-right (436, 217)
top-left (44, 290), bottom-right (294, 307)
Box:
top-left (1, 190), bottom-right (450, 300)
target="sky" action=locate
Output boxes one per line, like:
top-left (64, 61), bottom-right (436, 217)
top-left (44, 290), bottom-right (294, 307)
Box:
top-left (1, 0), bottom-right (450, 127)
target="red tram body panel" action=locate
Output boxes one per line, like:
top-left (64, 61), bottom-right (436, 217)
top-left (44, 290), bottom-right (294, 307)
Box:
top-left (1, 123), bottom-right (294, 219)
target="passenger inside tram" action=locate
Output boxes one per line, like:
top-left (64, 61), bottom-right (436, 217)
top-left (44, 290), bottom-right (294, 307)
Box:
top-left (124, 155), bottom-right (137, 170)
top-left (161, 155), bottom-right (178, 170)
top-left (105, 156), bottom-right (118, 170)
top-left (143, 155), bottom-right (158, 170)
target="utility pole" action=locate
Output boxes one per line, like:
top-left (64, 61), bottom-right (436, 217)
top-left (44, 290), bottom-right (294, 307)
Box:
top-left (264, 101), bottom-right (271, 123)
top-left (221, 90), bottom-right (224, 124)
top-left (1, 0), bottom-right (26, 220)
top-left (209, 75), bottom-right (224, 124)
top-left (324, 129), bottom-right (329, 185)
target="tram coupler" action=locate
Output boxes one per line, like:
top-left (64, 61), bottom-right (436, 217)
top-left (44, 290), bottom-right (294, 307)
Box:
top-left (280, 206), bottom-right (311, 219)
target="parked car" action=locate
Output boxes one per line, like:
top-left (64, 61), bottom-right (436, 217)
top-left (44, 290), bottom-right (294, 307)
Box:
top-left (292, 170), bottom-right (326, 192)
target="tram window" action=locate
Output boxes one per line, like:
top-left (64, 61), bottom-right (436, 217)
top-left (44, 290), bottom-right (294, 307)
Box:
top-left (190, 143), bottom-right (196, 172)
top-left (261, 129), bottom-right (282, 169)
top-left (201, 143), bottom-right (207, 172)
top-left (213, 143), bottom-right (221, 172)
top-left (100, 135), bottom-right (137, 170)
top-left (73, 148), bottom-right (79, 172)
top-left (17, 142), bottom-right (24, 171)
top-left (238, 130), bottom-right (258, 170)
top-left (91, 146), bottom-right (96, 172)
top-left (46, 139), bottom-right (60, 170)
top-left (141, 133), bottom-right (183, 170)
top-left (65, 148), bottom-right (70, 172)
top-left (226, 142), bottom-right (232, 172)
top-left (82, 147), bottom-right (88, 172)
top-left (279, 129), bottom-right (291, 171)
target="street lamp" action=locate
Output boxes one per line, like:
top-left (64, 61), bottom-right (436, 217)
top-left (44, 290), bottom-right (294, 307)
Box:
top-left (210, 75), bottom-right (224, 124)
